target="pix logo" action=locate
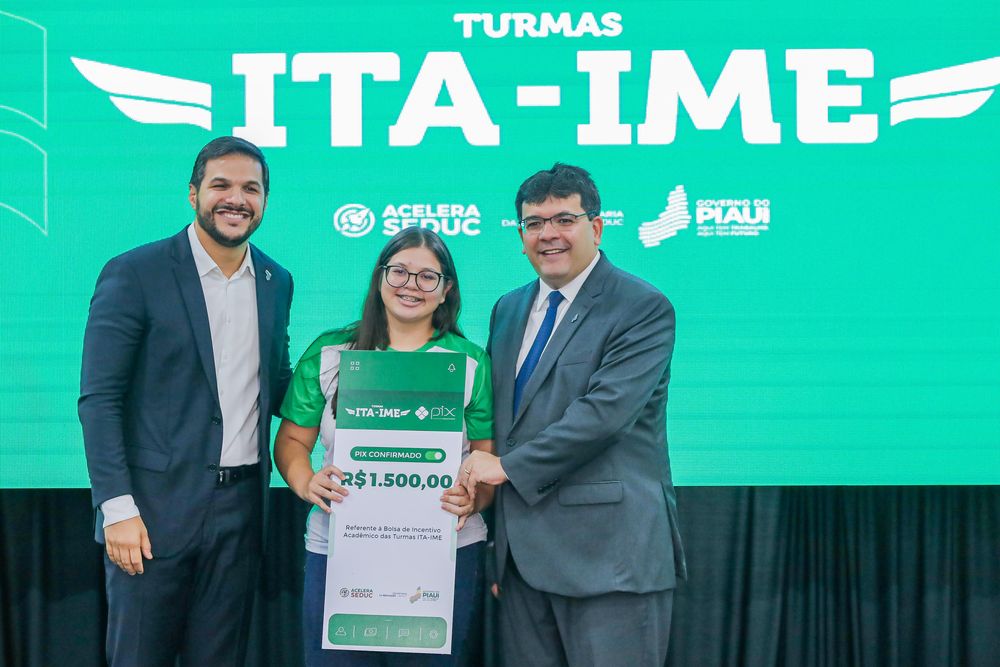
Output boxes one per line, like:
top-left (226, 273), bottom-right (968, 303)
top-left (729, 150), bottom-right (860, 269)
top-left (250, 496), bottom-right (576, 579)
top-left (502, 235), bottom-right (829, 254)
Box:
top-left (415, 406), bottom-right (457, 421)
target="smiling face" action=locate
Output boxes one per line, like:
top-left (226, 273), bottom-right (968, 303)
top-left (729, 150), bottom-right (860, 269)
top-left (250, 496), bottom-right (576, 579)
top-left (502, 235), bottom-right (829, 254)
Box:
top-left (519, 194), bottom-right (603, 289)
top-left (379, 245), bottom-right (451, 330)
top-left (188, 153), bottom-right (266, 249)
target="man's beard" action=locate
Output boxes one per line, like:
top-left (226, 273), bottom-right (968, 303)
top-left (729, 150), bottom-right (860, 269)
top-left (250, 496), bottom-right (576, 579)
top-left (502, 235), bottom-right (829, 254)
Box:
top-left (195, 200), bottom-right (262, 248)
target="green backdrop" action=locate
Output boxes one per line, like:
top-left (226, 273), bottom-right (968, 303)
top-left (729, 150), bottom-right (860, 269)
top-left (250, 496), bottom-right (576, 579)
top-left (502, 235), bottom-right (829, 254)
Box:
top-left (2, 1), bottom-right (998, 486)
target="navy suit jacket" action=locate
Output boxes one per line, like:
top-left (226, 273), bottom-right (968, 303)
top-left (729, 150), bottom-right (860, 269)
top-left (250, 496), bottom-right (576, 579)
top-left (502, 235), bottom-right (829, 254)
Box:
top-left (79, 228), bottom-right (293, 557)
top-left (488, 253), bottom-right (686, 597)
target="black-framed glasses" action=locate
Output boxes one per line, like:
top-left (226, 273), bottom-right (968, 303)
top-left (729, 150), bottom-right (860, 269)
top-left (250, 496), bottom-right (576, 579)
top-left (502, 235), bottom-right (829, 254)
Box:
top-left (518, 211), bottom-right (594, 235)
top-left (381, 264), bottom-right (448, 292)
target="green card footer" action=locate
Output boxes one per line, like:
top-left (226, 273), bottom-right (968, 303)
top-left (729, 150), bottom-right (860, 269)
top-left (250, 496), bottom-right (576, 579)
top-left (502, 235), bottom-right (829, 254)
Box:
top-left (329, 614), bottom-right (448, 649)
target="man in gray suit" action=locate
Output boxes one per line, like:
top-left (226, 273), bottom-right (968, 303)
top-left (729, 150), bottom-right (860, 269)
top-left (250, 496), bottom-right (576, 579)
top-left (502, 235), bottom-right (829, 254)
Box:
top-left (461, 163), bottom-right (685, 666)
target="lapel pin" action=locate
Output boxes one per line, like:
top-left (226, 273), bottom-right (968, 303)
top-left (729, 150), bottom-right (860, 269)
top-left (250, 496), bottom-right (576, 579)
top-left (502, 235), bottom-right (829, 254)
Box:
top-left (570, 313), bottom-right (579, 323)
top-left (264, 269), bottom-right (272, 282)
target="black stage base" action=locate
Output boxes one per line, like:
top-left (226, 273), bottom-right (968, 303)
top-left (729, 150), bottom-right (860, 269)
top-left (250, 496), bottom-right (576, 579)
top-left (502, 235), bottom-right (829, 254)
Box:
top-left (2, 486), bottom-right (999, 666)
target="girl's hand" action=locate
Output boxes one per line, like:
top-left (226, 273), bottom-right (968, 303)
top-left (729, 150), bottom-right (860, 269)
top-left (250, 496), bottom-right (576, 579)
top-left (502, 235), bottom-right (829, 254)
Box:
top-left (440, 484), bottom-right (474, 530)
top-left (304, 465), bottom-right (348, 513)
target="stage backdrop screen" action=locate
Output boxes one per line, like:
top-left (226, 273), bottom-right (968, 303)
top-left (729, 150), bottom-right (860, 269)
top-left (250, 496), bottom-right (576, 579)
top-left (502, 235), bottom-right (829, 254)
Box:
top-left (2, 2), bottom-right (998, 487)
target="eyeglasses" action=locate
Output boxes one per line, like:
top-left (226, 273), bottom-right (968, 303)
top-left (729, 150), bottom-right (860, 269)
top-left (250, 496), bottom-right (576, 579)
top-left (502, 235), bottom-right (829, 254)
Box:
top-left (381, 264), bottom-right (448, 292)
top-left (518, 211), bottom-right (594, 235)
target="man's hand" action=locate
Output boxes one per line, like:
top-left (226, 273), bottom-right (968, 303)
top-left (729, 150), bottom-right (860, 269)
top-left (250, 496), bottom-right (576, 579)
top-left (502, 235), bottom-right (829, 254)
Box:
top-left (440, 484), bottom-right (475, 530)
top-left (460, 450), bottom-right (508, 500)
top-left (104, 516), bottom-right (152, 575)
top-left (302, 465), bottom-right (349, 513)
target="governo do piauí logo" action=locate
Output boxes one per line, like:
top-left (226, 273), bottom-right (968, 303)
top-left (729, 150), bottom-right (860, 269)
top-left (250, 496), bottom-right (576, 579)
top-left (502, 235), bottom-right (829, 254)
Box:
top-left (639, 186), bottom-right (772, 247)
top-left (639, 186), bottom-right (692, 248)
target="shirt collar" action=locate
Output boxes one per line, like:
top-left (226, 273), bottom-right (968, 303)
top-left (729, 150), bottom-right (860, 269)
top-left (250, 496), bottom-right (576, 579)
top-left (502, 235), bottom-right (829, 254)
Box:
top-left (533, 251), bottom-right (601, 312)
top-left (187, 222), bottom-right (255, 279)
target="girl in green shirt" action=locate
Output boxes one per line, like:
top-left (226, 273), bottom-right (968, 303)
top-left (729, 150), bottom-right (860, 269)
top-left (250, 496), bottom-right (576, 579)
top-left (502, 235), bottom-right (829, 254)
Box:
top-left (275, 227), bottom-right (494, 666)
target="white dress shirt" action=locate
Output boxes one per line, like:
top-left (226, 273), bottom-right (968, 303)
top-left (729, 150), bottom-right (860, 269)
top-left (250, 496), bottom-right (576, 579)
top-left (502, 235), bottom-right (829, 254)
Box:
top-left (516, 252), bottom-right (601, 374)
top-left (101, 224), bottom-right (261, 526)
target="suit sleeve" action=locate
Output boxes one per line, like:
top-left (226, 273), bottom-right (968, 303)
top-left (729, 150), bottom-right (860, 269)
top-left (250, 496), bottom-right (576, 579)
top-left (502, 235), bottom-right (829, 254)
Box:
top-left (78, 256), bottom-right (147, 509)
top-left (501, 290), bottom-right (674, 506)
top-left (272, 272), bottom-right (294, 415)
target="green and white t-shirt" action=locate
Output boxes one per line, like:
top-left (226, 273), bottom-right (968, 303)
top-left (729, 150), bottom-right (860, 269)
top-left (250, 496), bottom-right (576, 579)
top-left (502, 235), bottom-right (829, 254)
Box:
top-left (281, 329), bottom-right (494, 554)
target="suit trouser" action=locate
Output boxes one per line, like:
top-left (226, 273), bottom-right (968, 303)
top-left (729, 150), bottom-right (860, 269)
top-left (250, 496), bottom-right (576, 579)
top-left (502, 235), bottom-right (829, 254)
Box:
top-left (499, 556), bottom-right (673, 667)
top-left (104, 477), bottom-right (262, 667)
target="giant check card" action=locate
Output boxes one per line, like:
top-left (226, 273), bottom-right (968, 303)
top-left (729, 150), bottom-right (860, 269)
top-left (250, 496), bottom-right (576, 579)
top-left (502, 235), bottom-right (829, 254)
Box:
top-left (323, 350), bottom-right (466, 653)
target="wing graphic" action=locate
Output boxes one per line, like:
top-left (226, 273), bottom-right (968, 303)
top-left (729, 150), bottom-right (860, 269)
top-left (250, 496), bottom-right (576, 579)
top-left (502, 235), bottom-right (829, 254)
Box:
top-left (638, 185), bottom-right (692, 248)
top-left (0, 131), bottom-right (48, 235)
top-left (889, 56), bottom-right (1000, 126)
top-left (70, 57), bottom-right (212, 130)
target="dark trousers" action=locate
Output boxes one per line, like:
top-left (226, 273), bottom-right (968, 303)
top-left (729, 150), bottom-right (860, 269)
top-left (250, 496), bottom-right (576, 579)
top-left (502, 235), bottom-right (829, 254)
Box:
top-left (498, 556), bottom-right (673, 667)
top-left (303, 541), bottom-right (485, 667)
top-left (104, 478), bottom-right (262, 667)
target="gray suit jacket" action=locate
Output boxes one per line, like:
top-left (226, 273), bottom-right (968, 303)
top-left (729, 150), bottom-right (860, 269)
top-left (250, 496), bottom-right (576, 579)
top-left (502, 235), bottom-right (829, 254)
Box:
top-left (488, 252), bottom-right (686, 597)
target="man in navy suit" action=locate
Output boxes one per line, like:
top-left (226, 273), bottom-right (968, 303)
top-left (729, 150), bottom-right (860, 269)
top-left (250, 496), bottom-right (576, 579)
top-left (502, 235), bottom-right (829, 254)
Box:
top-left (461, 164), bottom-right (685, 666)
top-left (79, 136), bottom-right (293, 667)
